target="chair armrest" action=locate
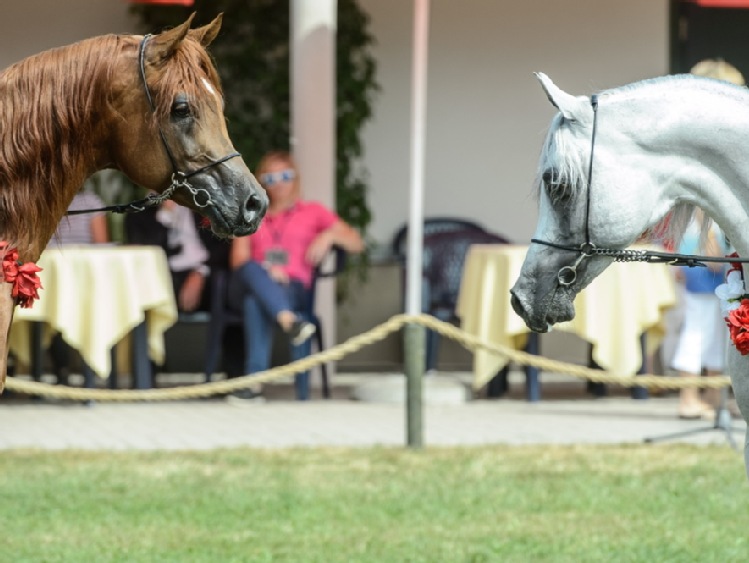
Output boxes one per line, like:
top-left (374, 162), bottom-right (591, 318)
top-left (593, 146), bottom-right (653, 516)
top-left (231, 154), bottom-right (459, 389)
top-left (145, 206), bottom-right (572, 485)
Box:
top-left (316, 245), bottom-right (347, 279)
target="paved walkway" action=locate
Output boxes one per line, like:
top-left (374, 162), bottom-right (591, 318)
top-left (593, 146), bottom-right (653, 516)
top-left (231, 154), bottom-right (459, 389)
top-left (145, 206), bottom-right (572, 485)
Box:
top-left (0, 373), bottom-right (745, 451)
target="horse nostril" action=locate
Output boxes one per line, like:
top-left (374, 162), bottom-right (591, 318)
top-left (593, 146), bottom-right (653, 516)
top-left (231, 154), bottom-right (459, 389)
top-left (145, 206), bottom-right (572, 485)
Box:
top-left (510, 291), bottom-right (524, 317)
top-left (243, 191), bottom-right (267, 216)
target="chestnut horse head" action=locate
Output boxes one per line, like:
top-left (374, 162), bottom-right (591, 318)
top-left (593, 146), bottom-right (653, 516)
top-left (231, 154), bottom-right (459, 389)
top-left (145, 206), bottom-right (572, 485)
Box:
top-left (111, 14), bottom-right (268, 243)
top-left (0, 14), bottom-right (268, 390)
top-left (0, 13), bottom-right (267, 262)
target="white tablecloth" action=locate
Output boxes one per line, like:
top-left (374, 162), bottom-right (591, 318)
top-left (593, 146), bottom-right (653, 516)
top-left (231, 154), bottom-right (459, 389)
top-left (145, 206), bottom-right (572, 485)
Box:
top-left (9, 245), bottom-right (178, 378)
top-left (456, 245), bottom-right (677, 389)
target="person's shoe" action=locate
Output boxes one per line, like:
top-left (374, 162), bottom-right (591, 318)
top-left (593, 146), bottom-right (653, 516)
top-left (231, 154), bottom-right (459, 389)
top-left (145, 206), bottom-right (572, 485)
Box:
top-left (288, 320), bottom-right (316, 346)
top-left (678, 402), bottom-right (714, 420)
top-left (226, 387), bottom-right (265, 404)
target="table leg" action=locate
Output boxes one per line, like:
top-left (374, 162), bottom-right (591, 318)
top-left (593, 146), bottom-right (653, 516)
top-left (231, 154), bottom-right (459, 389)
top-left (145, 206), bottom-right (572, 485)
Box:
top-left (525, 332), bottom-right (541, 402)
top-left (82, 361), bottom-right (96, 389)
top-left (108, 347), bottom-right (118, 389)
top-left (131, 321), bottom-right (152, 390)
top-left (486, 366), bottom-right (509, 398)
top-left (630, 333), bottom-right (649, 400)
top-left (586, 344), bottom-right (608, 397)
top-left (29, 321), bottom-right (44, 382)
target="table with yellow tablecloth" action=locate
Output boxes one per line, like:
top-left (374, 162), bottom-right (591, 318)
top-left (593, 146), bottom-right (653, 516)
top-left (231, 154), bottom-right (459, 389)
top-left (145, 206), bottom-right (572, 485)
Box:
top-left (9, 245), bottom-right (178, 385)
top-left (456, 244), bottom-right (677, 400)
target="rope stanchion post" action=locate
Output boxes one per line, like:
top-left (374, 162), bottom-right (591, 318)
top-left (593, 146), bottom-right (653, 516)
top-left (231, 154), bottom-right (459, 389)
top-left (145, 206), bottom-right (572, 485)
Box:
top-left (404, 322), bottom-right (425, 449)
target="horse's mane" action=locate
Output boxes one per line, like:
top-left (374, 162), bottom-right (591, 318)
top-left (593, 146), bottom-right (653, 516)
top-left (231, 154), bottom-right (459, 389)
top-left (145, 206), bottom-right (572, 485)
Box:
top-left (0, 35), bottom-right (123, 256)
top-left (534, 113), bottom-right (587, 206)
top-left (604, 73), bottom-right (749, 106)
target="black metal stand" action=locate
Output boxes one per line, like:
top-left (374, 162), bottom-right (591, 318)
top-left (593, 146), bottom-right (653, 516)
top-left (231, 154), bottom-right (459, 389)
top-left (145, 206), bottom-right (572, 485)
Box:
top-left (644, 387), bottom-right (742, 450)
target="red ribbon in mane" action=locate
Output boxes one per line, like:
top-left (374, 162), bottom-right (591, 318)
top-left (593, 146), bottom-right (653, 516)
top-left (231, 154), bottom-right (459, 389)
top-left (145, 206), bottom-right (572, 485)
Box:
top-left (0, 243), bottom-right (42, 308)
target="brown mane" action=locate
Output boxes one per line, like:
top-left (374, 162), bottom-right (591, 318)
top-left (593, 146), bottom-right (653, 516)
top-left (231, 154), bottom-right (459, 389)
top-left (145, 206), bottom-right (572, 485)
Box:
top-left (0, 35), bottom-right (125, 258)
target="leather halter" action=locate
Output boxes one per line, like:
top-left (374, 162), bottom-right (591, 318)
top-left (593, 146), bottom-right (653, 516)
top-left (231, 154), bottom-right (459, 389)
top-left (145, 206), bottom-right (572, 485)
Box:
top-left (530, 94), bottom-right (749, 287)
top-left (69, 34), bottom-right (241, 216)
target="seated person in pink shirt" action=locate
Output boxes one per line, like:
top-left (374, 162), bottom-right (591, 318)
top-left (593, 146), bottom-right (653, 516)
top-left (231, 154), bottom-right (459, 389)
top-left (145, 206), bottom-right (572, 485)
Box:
top-left (229, 150), bottom-right (364, 400)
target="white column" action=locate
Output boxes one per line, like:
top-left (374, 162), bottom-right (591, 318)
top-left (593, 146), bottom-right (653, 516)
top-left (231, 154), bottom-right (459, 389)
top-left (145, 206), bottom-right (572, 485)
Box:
top-left (291, 0), bottom-right (337, 379)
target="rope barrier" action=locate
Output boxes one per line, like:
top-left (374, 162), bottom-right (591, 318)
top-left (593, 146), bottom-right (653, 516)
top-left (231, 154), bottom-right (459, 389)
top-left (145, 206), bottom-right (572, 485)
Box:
top-left (2, 313), bottom-right (731, 401)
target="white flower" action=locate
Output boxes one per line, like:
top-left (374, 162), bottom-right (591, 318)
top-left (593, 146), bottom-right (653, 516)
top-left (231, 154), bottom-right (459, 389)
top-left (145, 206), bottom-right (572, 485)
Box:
top-left (716, 269), bottom-right (746, 315)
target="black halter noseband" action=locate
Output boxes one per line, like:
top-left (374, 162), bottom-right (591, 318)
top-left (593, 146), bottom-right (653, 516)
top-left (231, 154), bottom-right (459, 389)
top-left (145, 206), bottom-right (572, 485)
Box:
top-left (531, 93), bottom-right (749, 287)
top-left (68, 34), bottom-right (241, 216)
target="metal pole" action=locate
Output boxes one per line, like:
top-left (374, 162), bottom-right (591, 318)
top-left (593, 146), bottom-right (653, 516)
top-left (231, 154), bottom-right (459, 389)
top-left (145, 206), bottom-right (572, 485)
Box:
top-left (405, 0), bottom-right (430, 449)
top-left (290, 0), bottom-right (338, 378)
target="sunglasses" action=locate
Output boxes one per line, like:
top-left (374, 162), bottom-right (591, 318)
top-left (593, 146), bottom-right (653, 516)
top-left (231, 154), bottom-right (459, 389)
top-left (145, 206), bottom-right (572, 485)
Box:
top-left (259, 168), bottom-right (296, 187)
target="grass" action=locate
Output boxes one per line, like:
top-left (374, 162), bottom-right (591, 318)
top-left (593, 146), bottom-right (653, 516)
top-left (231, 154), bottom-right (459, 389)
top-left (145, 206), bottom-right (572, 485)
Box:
top-left (0, 445), bottom-right (746, 562)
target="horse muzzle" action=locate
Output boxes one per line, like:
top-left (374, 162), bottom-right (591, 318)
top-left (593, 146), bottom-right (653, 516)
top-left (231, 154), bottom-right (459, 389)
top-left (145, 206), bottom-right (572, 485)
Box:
top-left (509, 286), bottom-right (576, 333)
top-left (193, 170), bottom-right (269, 237)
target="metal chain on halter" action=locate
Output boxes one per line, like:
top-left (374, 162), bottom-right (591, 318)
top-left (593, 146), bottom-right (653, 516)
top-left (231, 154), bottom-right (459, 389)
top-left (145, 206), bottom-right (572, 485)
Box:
top-left (68, 34), bottom-right (241, 217)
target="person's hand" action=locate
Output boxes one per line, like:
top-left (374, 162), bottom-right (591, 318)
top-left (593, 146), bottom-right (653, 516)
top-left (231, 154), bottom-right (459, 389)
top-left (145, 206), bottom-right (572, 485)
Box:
top-left (268, 265), bottom-right (290, 284)
top-left (179, 270), bottom-right (206, 312)
top-left (306, 231), bottom-right (333, 265)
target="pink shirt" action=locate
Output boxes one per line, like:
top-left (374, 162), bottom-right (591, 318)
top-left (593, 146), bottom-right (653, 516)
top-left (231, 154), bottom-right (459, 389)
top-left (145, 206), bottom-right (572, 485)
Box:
top-left (249, 200), bottom-right (339, 287)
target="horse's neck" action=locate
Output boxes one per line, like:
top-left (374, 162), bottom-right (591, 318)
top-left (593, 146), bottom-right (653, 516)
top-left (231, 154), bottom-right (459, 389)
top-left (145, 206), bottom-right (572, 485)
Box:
top-left (614, 88), bottom-right (749, 259)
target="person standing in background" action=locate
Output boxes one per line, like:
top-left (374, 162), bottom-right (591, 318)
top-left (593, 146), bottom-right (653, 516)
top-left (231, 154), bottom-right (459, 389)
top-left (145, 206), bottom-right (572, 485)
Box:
top-left (669, 59), bottom-right (745, 420)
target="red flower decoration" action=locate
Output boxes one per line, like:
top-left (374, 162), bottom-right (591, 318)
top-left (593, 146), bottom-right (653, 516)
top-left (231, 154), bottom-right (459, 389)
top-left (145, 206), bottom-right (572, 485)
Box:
top-left (726, 299), bottom-right (749, 355)
top-left (728, 252), bottom-right (744, 275)
top-left (0, 244), bottom-right (42, 309)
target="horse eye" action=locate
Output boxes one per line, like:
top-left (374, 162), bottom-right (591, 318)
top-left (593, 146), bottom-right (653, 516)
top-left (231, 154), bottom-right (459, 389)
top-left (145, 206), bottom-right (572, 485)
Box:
top-left (171, 101), bottom-right (191, 119)
top-left (547, 182), bottom-right (572, 203)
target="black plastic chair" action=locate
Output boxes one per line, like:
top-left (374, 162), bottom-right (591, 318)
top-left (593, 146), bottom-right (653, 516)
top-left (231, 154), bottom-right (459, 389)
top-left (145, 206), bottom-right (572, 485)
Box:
top-left (391, 217), bottom-right (487, 260)
top-left (391, 218), bottom-right (511, 371)
top-left (204, 247), bottom-right (347, 400)
top-left (421, 227), bottom-right (512, 370)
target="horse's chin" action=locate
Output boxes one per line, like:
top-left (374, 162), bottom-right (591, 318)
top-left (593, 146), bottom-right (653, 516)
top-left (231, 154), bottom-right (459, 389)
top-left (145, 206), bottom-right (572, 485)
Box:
top-left (204, 208), bottom-right (262, 238)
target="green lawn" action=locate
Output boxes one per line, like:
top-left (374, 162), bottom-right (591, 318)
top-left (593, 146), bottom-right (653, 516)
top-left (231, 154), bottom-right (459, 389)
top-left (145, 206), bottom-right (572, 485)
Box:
top-left (1, 445), bottom-right (746, 562)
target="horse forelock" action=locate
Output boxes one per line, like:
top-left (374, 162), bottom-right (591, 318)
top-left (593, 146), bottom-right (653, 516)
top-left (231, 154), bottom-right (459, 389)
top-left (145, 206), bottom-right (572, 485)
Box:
top-left (0, 35), bottom-right (121, 258)
top-left (148, 38), bottom-right (223, 124)
top-left (535, 113), bottom-right (588, 202)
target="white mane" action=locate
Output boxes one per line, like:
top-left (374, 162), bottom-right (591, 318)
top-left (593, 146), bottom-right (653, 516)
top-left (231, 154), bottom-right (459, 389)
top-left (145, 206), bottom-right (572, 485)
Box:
top-left (534, 113), bottom-right (587, 204)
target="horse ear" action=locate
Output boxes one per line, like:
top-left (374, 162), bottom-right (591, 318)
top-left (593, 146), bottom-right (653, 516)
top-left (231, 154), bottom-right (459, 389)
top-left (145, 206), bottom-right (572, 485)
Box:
top-left (149, 12), bottom-right (196, 62)
top-left (535, 72), bottom-right (588, 121)
top-left (189, 13), bottom-right (223, 47)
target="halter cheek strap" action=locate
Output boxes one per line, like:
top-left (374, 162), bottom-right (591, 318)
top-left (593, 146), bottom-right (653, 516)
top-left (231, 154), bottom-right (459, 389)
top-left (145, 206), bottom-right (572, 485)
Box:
top-left (531, 94), bottom-right (599, 286)
top-left (135, 34), bottom-right (242, 209)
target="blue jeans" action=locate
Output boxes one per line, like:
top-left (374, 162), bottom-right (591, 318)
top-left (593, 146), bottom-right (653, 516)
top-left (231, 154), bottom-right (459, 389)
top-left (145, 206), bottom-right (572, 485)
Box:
top-left (234, 261), bottom-right (313, 400)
